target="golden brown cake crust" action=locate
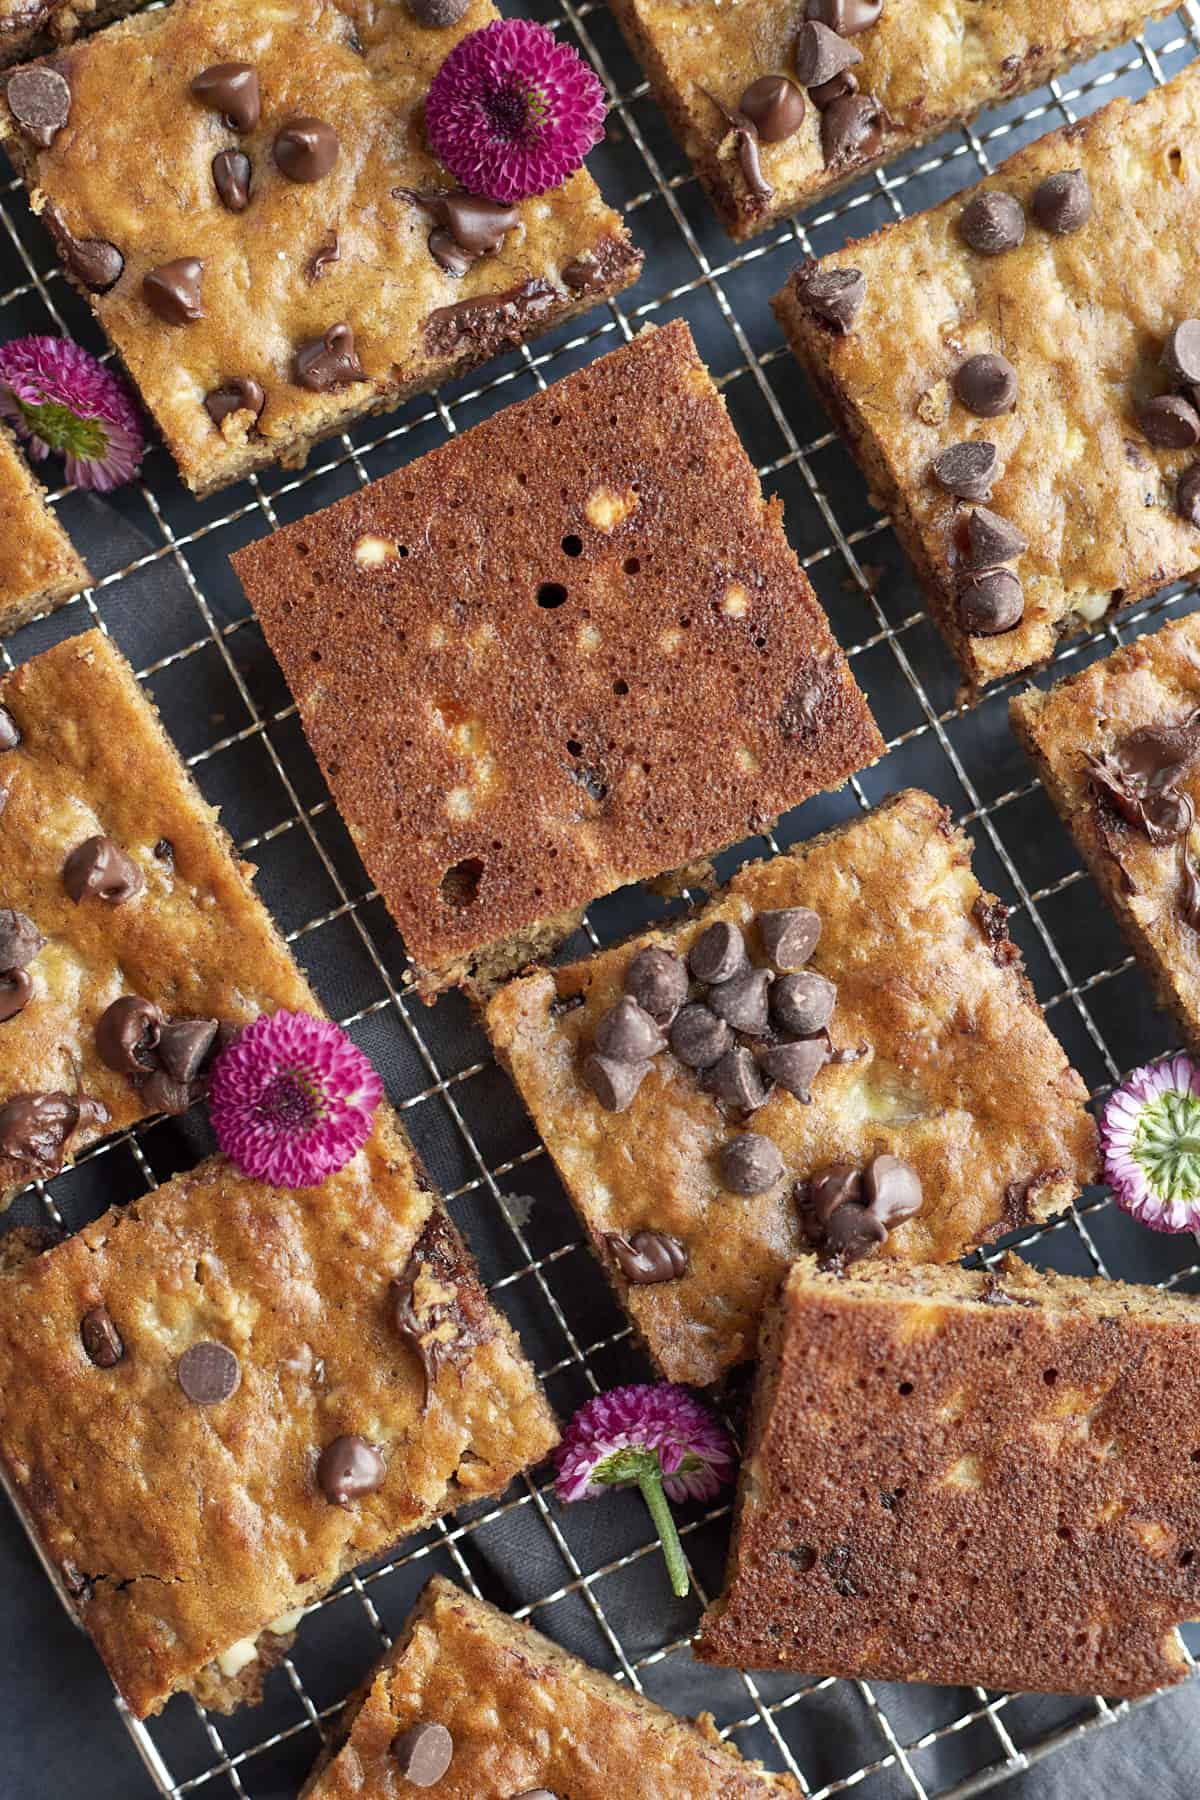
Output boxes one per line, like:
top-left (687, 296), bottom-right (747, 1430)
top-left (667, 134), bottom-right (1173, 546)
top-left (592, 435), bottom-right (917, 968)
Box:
top-left (1010, 611), bottom-right (1200, 1048)
top-left (606, 0), bottom-right (1176, 240)
top-left (0, 1117), bottom-right (558, 1719)
top-left (0, 421), bottom-right (89, 630)
top-left (234, 321), bottom-right (882, 996)
top-left (0, 0), bottom-right (640, 495)
top-left (694, 1257), bottom-right (1200, 1695)
top-left (774, 67), bottom-right (1200, 690)
top-left (485, 788), bottom-right (1097, 1387)
top-left (300, 1575), bottom-right (798, 1797)
top-left (0, 628), bottom-right (316, 1201)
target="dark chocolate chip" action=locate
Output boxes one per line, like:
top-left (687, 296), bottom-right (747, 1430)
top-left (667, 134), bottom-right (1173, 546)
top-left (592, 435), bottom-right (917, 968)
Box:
top-left (863, 1153), bottom-right (923, 1229)
top-left (582, 1051), bottom-right (652, 1112)
top-left (293, 323), bottom-right (364, 392)
top-left (406, 0), bottom-right (471, 23)
top-left (738, 75), bottom-right (805, 143)
top-left (190, 62), bottom-right (260, 132)
top-left (0, 706), bottom-right (19, 751)
top-left (809, 1161), bottom-right (862, 1223)
top-left (931, 439), bottom-right (998, 501)
top-left (274, 117), bottom-right (339, 182)
top-left (759, 1036), bottom-right (828, 1101)
top-left (959, 567), bottom-right (1024, 635)
top-left (771, 970), bottom-right (836, 1036)
top-left (63, 835), bottom-right (144, 905)
top-left (212, 149), bottom-right (251, 212)
top-left (0, 1091), bottom-right (95, 1171)
top-left (806, 0), bottom-right (882, 32)
top-left (308, 231), bottom-right (340, 280)
top-left (392, 1722), bottom-right (454, 1786)
top-left (792, 261), bottom-right (866, 332)
top-left (6, 66), bottom-right (70, 148)
top-left (80, 1306), bottom-right (124, 1369)
top-left (1177, 462), bottom-right (1200, 527)
top-left (205, 377), bottom-right (265, 425)
top-left (0, 970), bottom-right (32, 1022)
top-left (438, 191), bottom-right (517, 254)
top-left (719, 1132), bottom-right (785, 1195)
top-left (177, 1340), bottom-right (240, 1405)
top-left (316, 1434), bottom-right (385, 1505)
top-left (143, 258), bottom-right (204, 325)
top-left (955, 353), bottom-right (1018, 417)
top-left (795, 18), bottom-right (862, 87)
top-left (1031, 169), bottom-right (1091, 235)
top-left (624, 945), bottom-right (688, 1026)
top-left (689, 920), bottom-right (749, 985)
top-left (964, 505), bottom-right (1029, 569)
top-left (704, 86), bottom-right (773, 202)
top-left (0, 908), bottom-right (43, 973)
top-left (510, 1792), bottom-right (559, 1799)
top-left (1163, 320), bottom-right (1200, 387)
top-left (704, 1044), bottom-right (770, 1110)
top-left (594, 996), bottom-right (667, 1063)
top-left (758, 906), bottom-right (820, 971)
top-left (137, 1067), bottom-right (196, 1115)
top-left (1138, 394), bottom-right (1200, 450)
top-left (63, 235), bottom-right (124, 293)
top-left (606, 1229), bottom-right (688, 1284)
top-left (95, 995), bottom-right (164, 1075)
top-left (669, 1002), bottom-right (731, 1070)
top-left (959, 190), bottom-right (1025, 256)
top-left (810, 68), bottom-right (860, 108)
top-left (157, 1018), bottom-right (219, 1083)
top-left (708, 966), bottom-right (773, 1036)
top-left (820, 92), bottom-right (883, 169)
top-left (824, 1200), bottom-right (887, 1260)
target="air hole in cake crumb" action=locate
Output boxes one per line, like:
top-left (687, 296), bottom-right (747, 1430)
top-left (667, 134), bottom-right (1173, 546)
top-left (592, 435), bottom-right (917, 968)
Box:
top-left (561, 535), bottom-right (583, 557)
top-left (295, 542), bottom-right (310, 557)
top-left (679, 616), bottom-right (691, 629)
top-left (613, 679), bottom-right (629, 696)
top-left (624, 557), bottom-right (640, 575)
top-left (517, 472), bottom-right (528, 485)
top-left (440, 858), bottom-right (484, 908)
top-left (1056, 1526), bottom-right (1072, 1541)
top-left (1044, 1368), bottom-right (1058, 1385)
top-left (310, 650), bottom-right (321, 663)
top-left (898, 1381), bottom-right (914, 1396)
top-left (1180, 1549), bottom-right (1195, 1567)
top-left (538, 583), bottom-right (569, 609)
top-left (566, 739), bottom-right (583, 757)
top-left (788, 1546), bottom-right (816, 1572)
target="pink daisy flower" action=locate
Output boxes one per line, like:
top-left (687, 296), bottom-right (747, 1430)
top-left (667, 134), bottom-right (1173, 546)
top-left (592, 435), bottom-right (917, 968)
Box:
top-left (425, 19), bottom-right (607, 205)
top-left (1101, 1052), bottom-right (1200, 1232)
top-left (208, 1010), bottom-right (383, 1189)
top-left (0, 334), bottom-right (143, 490)
top-left (555, 1383), bottom-right (735, 1597)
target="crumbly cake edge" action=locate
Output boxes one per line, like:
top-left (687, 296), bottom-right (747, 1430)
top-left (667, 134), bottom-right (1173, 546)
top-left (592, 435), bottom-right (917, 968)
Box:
top-left (0, 420), bottom-right (90, 631)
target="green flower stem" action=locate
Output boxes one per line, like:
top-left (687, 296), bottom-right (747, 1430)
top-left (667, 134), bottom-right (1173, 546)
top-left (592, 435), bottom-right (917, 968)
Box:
top-left (637, 1466), bottom-right (689, 1598)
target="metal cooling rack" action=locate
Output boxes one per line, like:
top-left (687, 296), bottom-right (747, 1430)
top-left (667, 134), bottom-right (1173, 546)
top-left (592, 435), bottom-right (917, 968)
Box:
top-left (3, 3), bottom-right (1200, 1795)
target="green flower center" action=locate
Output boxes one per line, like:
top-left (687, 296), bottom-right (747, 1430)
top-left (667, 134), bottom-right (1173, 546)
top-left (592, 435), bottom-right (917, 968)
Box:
top-left (1132, 1087), bottom-right (1200, 1202)
top-left (16, 395), bottom-right (108, 462)
top-left (594, 1445), bottom-right (702, 1486)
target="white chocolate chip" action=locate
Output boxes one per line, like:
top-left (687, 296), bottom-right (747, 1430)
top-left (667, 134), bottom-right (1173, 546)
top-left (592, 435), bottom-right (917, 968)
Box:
top-left (721, 582), bottom-right (751, 618)
top-left (584, 486), bottom-right (638, 531)
top-left (353, 534), bottom-right (399, 569)
top-left (217, 1636), bottom-right (259, 1679)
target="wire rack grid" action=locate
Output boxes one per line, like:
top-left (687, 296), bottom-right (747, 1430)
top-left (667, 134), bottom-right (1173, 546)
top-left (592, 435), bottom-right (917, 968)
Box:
top-left (3, 3), bottom-right (1200, 1796)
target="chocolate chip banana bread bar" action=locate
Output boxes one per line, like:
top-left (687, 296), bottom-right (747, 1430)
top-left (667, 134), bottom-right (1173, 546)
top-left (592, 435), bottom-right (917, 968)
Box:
top-left (0, 629), bottom-right (315, 1202)
top-left (234, 321), bottom-right (882, 999)
top-left (485, 787), bottom-right (1097, 1387)
top-left (775, 65), bottom-right (1200, 691)
top-left (607, 0), bottom-right (1178, 241)
top-left (301, 1575), bottom-right (798, 1797)
top-left (0, 1113), bottom-right (558, 1719)
top-left (695, 1256), bottom-right (1200, 1695)
top-left (1011, 611), bottom-right (1200, 1049)
top-left (0, 420), bottom-right (89, 631)
top-left (0, 0), bottom-right (641, 496)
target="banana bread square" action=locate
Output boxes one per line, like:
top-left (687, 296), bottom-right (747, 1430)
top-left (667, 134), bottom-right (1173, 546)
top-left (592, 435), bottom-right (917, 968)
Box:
top-left (0, 628), bottom-right (315, 1202)
top-left (607, 0), bottom-right (1178, 240)
top-left (774, 65), bottom-right (1200, 692)
top-left (1011, 610), bottom-right (1200, 1050)
top-left (485, 787), bottom-right (1098, 1387)
top-left (233, 321), bottom-right (883, 999)
top-left (301, 1575), bottom-right (797, 1797)
top-left (694, 1256), bottom-right (1200, 1696)
top-left (0, 421), bottom-right (89, 632)
top-left (0, 1114), bottom-right (558, 1718)
top-left (0, 0), bottom-right (641, 495)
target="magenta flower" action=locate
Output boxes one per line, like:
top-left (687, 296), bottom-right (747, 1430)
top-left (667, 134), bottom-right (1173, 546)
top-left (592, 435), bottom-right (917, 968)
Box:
top-left (425, 19), bottom-right (606, 205)
top-left (208, 1010), bottom-right (383, 1189)
top-left (1101, 1052), bottom-right (1200, 1232)
top-left (555, 1383), bottom-right (735, 1597)
top-left (0, 334), bottom-right (143, 490)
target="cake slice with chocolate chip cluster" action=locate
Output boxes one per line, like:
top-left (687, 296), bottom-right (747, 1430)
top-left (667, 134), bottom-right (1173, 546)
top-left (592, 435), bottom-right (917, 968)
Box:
top-left (487, 788), bottom-right (1096, 1385)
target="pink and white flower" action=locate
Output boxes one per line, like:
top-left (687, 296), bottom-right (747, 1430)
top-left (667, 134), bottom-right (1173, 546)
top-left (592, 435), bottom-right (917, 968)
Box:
top-left (0, 334), bottom-right (143, 490)
top-left (1101, 1052), bottom-right (1200, 1232)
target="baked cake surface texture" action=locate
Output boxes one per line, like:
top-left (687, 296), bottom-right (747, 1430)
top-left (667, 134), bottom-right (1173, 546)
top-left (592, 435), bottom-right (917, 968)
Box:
top-left (0, 419), bottom-right (89, 631)
top-left (774, 66), bottom-right (1200, 690)
top-left (0, 0), bottom-right (641, 495)
top-left (0, 628), bottom-right (316, 1203)
top-left (485, 787), bottom-right (1097, 1387)
top-left (1011, 610), bottom-right (1200, 1050)
top-left (606, 0), bottom-right (1176, 240)
top-left (234, 321), bottom-right (883, 999)
top-left (300, 1574), bottom-right (798, 1797)
top-left (695, 1256), bottom-right (1200, 1696)
top-left (0, 1113), bottom-right (558, 1718)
